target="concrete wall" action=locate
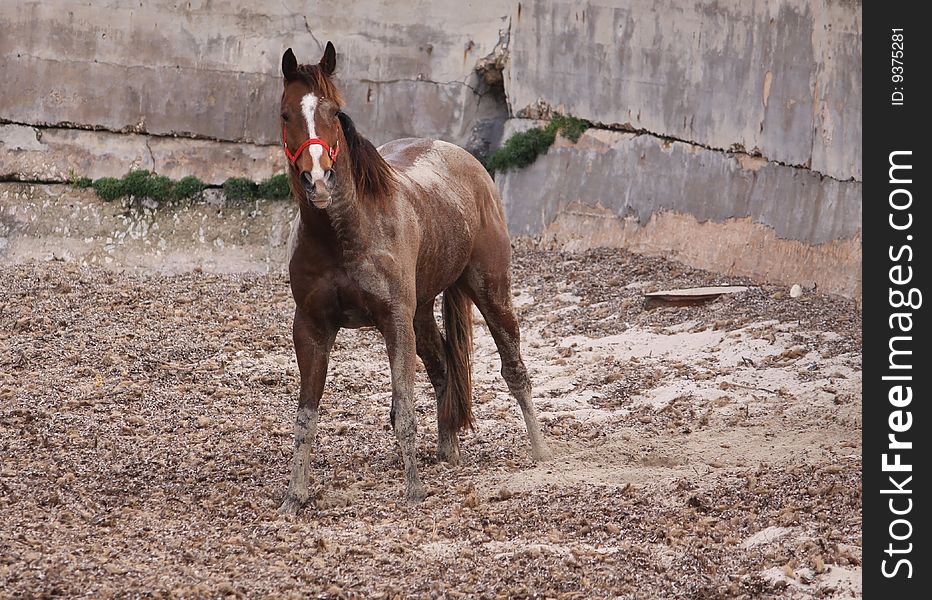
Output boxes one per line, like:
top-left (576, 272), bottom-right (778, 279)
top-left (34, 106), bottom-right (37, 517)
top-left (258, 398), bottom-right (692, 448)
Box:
top-left (497, 122), bottom-right (861, 297)
top-left (0, 0), bottom-right (861, 297)
top-left (505, 0), bottom-right (861, 181)
top-left (0, 183), bottom-right (295, 273)
top-left (0, 123), bottom-right (280, 184)
top-left (496, 0), bottom-right (862, 297)
top-left (0, 0), bottom-right (511, 147)
top-left (501, 125), bottom-right (859, 245)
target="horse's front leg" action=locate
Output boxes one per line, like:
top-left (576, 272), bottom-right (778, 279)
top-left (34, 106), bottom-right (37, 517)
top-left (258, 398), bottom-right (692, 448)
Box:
top-left (279, 309), bottom-right (336, 515)
top-left (381, 310), bottom-right (427, 504)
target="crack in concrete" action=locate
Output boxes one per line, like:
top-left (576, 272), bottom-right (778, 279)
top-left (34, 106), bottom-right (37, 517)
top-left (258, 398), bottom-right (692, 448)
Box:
top-left (144, 137), bottom-right (157, 172)
top-left (359, 77), bottom-right (480, 95)
top-left (11, 52), bottom-right (274, 79)
top-left (552, 118), bottom-right (859, 184)
top-left (0, 176), bottom-right (75, 185)
top-left (475, 17), bottom-right (511, 86)
top-left (0, 118), bottom-right (278, 148)
top-left (302, 16), bottom-right (325, 52)
top-left (0, 177), bottom-right (229, 193)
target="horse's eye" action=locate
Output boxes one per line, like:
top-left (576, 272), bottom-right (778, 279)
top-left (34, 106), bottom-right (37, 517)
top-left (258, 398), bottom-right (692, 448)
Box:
top-left (281, 112), bottom-right (289, 122)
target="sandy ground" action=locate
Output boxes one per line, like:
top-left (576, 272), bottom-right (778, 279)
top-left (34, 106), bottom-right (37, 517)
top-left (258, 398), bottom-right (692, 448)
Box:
top-left (0, 247), bottom-right (861, 598)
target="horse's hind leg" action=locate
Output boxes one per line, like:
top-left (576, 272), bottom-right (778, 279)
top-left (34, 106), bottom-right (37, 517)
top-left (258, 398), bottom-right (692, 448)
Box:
top-left (414, 301), bottom-right (460, 464)
top-left (462, 261), bottom-right (552, 461)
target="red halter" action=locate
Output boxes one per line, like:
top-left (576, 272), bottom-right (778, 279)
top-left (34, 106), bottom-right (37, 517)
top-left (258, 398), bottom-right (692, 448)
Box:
top-left (283, 126), bottom-right (340, 166)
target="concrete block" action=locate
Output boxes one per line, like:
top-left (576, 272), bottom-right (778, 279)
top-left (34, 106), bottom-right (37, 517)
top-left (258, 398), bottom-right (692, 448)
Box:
top-left (0, 0), bottom-right (511, 147)
top-left (504, 0), bottom-right (861, 181)
top-left (495, 123), bottom-right (861, 297)
top-left (1, 124), bottom-right (282, 184)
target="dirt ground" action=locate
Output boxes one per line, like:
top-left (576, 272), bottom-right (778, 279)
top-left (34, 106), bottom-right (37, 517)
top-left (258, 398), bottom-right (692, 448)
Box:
top-left (0, 247), bottom-right (862, 598)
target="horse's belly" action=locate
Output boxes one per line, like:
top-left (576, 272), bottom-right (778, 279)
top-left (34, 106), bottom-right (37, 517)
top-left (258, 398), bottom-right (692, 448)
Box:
top-left (340, 311), bottom-right (375, 329)
top-left (415, 244), bottom-right (471, 301)
top-left (409, 191), bottom-right (478, 301)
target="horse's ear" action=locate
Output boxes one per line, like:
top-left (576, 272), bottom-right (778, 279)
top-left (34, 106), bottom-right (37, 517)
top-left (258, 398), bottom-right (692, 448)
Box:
top-left (319, 41), bottom-right (336, 75)
top-left (282, 48), bottom-right (298, 81)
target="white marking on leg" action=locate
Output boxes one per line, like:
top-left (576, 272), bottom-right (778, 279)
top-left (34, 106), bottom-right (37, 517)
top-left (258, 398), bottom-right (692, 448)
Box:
top-left (437, 428), bottom-right (461, 464)
top-left (518, 399), bottom-right (552, 461)
top-left (286, 404), bottom-right (319, 503)
top-left (300, 93), bottom-right (326, 181)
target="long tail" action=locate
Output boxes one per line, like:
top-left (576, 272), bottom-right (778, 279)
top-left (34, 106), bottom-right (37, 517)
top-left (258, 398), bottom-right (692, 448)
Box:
top-left (439, 284), bottom-right (474, 432)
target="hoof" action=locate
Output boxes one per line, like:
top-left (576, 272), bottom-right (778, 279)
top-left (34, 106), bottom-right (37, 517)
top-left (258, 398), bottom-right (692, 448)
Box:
top-left (437, 430), bottom-right (461, 465)
top-left (406, 483), bottom-right (427, 505)
top-left (278, 494), bottom-right (308, 516)
top-left (437, 450), bottom-right (461, 466)
top-left (437, 443), bottom-right (461, 466)
top-left (531, 444), bottom-right (553, 462)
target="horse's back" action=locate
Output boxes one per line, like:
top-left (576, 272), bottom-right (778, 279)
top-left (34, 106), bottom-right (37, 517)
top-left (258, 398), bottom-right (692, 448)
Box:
top-left (378, 137), bottom-right (505, 228)
top-left (379, 137), bottom-right (486, 183)
top-left (378, 137), bottom-right (435, 169)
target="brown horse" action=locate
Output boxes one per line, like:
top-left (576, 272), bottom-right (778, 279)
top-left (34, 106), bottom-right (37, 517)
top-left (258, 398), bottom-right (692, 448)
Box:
top-left (277, 42), bottom-right (551, 514)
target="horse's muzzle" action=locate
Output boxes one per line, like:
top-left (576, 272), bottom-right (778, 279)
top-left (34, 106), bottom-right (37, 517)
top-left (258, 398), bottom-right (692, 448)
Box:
top-left (301, 170), bottom-right (333, 209)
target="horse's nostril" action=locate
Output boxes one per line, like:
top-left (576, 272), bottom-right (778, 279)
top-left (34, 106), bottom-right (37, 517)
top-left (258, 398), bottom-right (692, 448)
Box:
top-left (323, 169), bottom-right (333, 183)
top-left (300, 171), bottom-right (314, 187)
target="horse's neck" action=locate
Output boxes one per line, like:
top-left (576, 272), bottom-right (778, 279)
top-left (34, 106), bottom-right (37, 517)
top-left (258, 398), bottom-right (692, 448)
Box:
top-left (326, 174), bottom-right (361, 242)
top-left (296, 166), bottom-right (367, 255)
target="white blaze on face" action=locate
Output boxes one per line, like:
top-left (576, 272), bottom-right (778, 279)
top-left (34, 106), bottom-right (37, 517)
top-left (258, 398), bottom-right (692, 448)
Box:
top-left (300, 93), bottom-right (326, 182)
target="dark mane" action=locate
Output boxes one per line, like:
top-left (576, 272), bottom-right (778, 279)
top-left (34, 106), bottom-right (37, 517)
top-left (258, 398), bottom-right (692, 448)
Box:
top-left (337, 111), bottom-right (397, 201)
top-left (295, 64), bottom-right (344, 106)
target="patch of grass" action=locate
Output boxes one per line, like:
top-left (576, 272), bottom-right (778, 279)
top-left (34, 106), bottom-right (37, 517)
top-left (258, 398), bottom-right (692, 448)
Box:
top-left (485, 126), bottom-right (556, 174)
top-left (120, 170), bottom-right (154, 197)
top-left (484, 114), bottom-right (590, 175)
top-left (147, 174), bottom-right (174, 201)
top-left (222, 177), bottom-right (259, 202)
top-left (257, 173), bottom-right (291, 200)
top-left (68, 168), bottom-right (93, 189)
top-left (91, 177), bottom-right (126, 201)
top-left (116, 170), bottom-right (173, 201)
top-left (550, 114), bottom-right (589, 143)
top-left (73, 170), bottom-right (291, 203)
top-left (88, 171), bottom-right (204, 202)
top-left (172, 176), bottom-right (207, 200)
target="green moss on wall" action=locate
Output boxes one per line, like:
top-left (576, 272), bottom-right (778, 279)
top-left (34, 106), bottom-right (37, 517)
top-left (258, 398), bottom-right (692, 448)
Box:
top-left (74, 171), bottom-right (293, 203)
top-left (484, 115), bottom-right (589, 176)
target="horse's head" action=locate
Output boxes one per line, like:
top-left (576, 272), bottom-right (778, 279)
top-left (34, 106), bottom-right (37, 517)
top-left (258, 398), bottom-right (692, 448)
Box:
top-left (281, 42), bottom-right (345, 209)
